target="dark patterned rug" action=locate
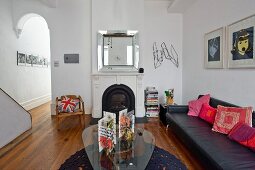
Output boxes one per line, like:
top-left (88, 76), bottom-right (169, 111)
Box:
top-left (59, 146), bottom-right (187, 170)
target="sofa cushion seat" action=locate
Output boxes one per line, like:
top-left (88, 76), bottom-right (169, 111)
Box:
top-left (168, 112), bottom-right (255, 170)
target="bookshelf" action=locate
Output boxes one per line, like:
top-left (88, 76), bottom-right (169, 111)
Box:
top-left (144, 87), bottom-right (159, 117)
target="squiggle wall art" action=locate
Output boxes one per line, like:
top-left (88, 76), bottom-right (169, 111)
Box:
top-left (153, 42), bottom-right (179, 69)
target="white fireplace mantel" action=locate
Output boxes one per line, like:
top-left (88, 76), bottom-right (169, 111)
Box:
top-left (92, 73), bottom-right (144, 118)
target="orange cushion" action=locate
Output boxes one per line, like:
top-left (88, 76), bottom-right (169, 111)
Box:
top-left (199, 103), bottom-right (217, 124)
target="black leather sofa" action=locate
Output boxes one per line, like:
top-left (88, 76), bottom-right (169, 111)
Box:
top-left (166, 96), bottom-right (255, 170)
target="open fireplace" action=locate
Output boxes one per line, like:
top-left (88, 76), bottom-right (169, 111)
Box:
top-left (102, 84), bottom-right (135, 121)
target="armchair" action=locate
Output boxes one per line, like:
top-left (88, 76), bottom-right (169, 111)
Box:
top-left (55, 95), bottom-right (85, 129)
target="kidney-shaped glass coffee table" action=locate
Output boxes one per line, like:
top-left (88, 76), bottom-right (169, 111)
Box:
top-left (82, 125), bottom-right (155, 170)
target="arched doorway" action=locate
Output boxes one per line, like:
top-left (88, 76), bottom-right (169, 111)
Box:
top-left (16, 13), bottom-right (52, 110)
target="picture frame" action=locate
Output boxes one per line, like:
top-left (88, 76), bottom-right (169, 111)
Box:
top-left (204, 27), bottom-right (225, 68)
top-left (17, 51), bottom-right (49, 68)
top-left (31, 55), bottom-right (40, 67)
top-left (17, 51), bottom-right (26, 66)
top-left (26, 54), bottom-right (33, 67)
top-left (41, 58), bottom-right (49, 68)
top-left (227, 14), bottom-right (255, 68)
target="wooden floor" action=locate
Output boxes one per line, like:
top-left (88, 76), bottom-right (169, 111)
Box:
top-left (0, 102), bottom-right (203, 170)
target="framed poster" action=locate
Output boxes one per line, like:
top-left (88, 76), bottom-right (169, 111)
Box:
top-left (204, 27), bottom-right (225, 68)
top-left (17, 51), bottom-right (26, 66)
top-left (227, 14), bottom-right (255, 68)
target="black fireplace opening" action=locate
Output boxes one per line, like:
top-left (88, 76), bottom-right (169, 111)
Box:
top-left (102, 84), bottom-right (135, 121)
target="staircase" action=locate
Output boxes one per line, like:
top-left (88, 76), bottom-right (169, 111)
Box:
top-left (0, 88), bottom-right (32, 153)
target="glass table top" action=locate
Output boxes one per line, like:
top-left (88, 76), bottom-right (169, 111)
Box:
top-left (82, 125), bottom-right (155, 170)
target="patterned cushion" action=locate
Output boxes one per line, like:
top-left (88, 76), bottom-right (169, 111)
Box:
top-left (58, 96), bottom-right (78, 113)
top-left (212, 105), bottom-right (253, 134)
top-left (228, 122), bottom-right (255, 151)
top-left (187, 94), bottom-right (210, 116)
top-left (199, 103), bottom-right (217, 124)
top-left (73, 99), bottom-right (80, 111)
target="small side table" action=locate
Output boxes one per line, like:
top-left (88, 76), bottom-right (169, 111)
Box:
top-left (159, 104), bottom-right (167, 126)
top-left (159, 103), bottom-right (177, 126)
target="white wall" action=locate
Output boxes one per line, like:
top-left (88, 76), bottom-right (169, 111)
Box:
top-left (4, 0), bottom-right (182, 115)
top-left (91, 0), bottom-right (145, 73)
top-left (0, 0), bottom-right (51, 110)
top-left (144, 1), bottom-right (183, 104)
top-left (11, 0), bottom-right (92, 114)
top-left (183, 0), bottom-right (255, 107)
top-left (18, 17), bottom-right (51, 109)
top-left (91, 0), bottom-right (183, 104)
top-left (0, 89), bottom-right (31, 148)
top-left (48, 0), bottom-right (91, 114)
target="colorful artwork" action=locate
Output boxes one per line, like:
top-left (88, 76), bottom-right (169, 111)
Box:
top-left (98, 112), bottom-right (116, 154)
top-left (100, 150), bottom-right (114, 169)
top-left (231, 27), bottom-right (253, 60)
top-left (119, 109), bottom-right (135, 141)
top-left (119, 139), bottom-right (133, 161)
top-left (227, 15), bottom-right (255, 68)
top-left (118, 109), bottom-right (135, 163)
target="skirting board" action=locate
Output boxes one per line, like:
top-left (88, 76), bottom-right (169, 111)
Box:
top-left (20, 94), bottom-right (51, 110)
top-left (0, 128), bottom-right (32, 158)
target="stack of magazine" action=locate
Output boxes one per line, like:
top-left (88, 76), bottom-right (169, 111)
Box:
top-left (98, 109), bottom-right (135, 153)
top-left (98, 112), bottom-right (116, 154)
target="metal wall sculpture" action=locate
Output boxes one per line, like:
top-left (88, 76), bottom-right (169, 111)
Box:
top-left (153, 42), bottom-right (179, 69)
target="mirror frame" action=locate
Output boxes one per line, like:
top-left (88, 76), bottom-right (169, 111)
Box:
top-left (97, 30), bottom-right (139, 72)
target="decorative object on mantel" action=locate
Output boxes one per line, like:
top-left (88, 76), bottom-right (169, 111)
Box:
top-left (204, 27), bottom-right (225, 68)
top-left (97, 30), bottom-right (139, 72)
top-left (17, 51), bottom-right (49, 67)
top-left (139, 68), bottom-right (144, 73)
top-left (153, 42), bottom-right (179, 69)
top-left (227, 14), bottom-right (255, 68)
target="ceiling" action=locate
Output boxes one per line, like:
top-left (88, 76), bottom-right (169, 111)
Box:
top-left (145, 0), bottom-right (197, 13)
top-left (37, 0), bottom-right (197, 13)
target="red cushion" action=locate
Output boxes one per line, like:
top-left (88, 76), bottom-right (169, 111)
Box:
top-left (199, 103), bottom-right (217, 124)
top-left (228, 122), bottom-right (255, 151)
top-left (212, 105), bottom-right (253, 134)
top-left (187, 94), bottom-right (210, 116)
top-left (58, 96), bottom-right (78, 113)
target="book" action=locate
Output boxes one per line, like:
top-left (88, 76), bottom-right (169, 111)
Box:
top-left (119, 109), bottom-right (135, 141)
top-left (98, 112), bottom-right (116, 153)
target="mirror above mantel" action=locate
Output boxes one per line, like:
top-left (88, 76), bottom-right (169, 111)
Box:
top-left (97, 30), bottom-right (139, 72)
